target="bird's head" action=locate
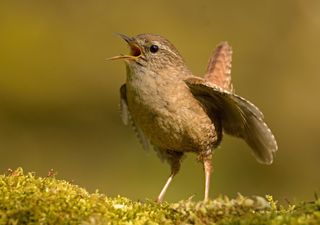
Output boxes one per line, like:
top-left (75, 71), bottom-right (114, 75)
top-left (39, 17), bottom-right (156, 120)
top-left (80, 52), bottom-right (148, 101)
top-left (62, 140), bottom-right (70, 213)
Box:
top-left (109, 33), bottom-right (188, 74)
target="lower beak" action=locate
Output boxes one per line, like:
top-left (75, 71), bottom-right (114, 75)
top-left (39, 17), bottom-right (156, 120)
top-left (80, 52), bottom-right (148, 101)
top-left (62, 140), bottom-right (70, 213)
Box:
top-left (107, 33), bottom-right (142, 61)
top-left (107, 55), bottom-right (135, 60)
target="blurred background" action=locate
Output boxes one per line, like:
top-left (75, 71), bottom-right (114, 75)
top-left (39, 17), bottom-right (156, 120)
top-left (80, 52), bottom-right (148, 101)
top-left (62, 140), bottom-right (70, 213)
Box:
top-left (0, 0), bottom-right (319, 202)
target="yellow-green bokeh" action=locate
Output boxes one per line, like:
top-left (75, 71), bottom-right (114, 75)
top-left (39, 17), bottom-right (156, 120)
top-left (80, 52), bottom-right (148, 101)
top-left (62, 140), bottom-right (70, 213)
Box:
top-left (0, 0), bottom-right (319, 202)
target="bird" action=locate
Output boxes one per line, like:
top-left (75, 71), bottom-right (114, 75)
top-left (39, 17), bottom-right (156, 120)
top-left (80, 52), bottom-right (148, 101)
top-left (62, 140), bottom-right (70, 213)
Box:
top-left (109, 33), bottom-right (278, 203)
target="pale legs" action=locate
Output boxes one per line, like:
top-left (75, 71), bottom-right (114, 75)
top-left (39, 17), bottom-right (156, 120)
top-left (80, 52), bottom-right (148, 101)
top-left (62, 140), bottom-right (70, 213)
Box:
top-left (203, 156), bottom-right (213, 202)
top-left (156, 168), bottom-right (179, 203)
top-left (156, 151), bottom-right (183, 203)
top-left (156, 150), bottom-right (213, 203)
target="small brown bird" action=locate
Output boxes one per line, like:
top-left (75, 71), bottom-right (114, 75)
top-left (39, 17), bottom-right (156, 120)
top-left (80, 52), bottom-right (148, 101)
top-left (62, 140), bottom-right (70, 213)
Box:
top-left (110, 33), bottom-right (278, 202)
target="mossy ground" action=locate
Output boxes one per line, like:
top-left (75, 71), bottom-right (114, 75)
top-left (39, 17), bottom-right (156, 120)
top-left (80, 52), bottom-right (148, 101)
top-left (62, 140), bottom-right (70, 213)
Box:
top-left (0, 168), bottom-right (319, 225)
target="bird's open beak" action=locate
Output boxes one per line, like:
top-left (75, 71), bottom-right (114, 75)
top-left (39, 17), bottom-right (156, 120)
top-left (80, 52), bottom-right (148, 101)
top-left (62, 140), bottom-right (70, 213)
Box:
top-left (107, 33), bottom-right (142, 61)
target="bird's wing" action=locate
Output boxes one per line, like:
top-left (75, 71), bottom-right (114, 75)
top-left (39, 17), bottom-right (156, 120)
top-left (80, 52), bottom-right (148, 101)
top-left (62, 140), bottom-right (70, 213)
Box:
top-left (184, 77), bottom-right (278, 164)
top-left (120, 84), bottom-right (151, 151)
top-left (204, 42), bottom-right (233, 92)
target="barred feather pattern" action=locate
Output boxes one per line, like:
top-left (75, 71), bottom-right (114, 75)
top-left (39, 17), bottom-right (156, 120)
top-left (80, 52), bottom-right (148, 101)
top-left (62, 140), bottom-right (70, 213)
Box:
top-left (120, 84), bottom-right (150, 151)
top-left (204, 42), bottom-right (233, 92)
top-left (184, 77), bottom-right (278, 164)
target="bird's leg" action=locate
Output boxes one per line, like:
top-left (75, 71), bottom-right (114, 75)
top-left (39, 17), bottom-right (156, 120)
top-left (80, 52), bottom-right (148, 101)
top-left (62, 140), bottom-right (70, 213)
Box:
top-left (156, 151), bottom-right (183, 203)
top-left (156, 170), bottom-right (177, 203)
top-left (203, 154), bottom-right (213, 202)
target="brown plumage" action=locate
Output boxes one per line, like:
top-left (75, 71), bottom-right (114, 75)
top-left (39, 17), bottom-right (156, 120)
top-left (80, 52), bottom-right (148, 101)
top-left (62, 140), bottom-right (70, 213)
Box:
top-left (110, 33), bottom-right (278, 202)
top-left (205, 42), bottom-right (233, 92)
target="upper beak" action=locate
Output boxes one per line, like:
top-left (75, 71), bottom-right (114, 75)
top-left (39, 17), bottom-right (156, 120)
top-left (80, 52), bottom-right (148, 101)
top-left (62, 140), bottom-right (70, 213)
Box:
top-left (116, 33), bottom-right (133, 43)
top-left (107, 33), bottom-right (142, 61)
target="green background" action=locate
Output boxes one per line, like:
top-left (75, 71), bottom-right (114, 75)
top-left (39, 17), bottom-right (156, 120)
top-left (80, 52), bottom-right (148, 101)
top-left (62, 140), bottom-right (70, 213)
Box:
top-left (0, 0), bottom-right (319, 202)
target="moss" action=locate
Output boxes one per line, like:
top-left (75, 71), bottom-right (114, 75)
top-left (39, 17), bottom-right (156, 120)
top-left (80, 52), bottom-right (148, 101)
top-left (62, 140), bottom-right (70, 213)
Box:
top-left (0, 168), bottom-right (319, 225)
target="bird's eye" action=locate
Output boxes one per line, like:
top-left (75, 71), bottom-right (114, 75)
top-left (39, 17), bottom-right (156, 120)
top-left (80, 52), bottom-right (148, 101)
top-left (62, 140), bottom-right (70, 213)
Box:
top-left (149, 45), bottom-right (159, 53)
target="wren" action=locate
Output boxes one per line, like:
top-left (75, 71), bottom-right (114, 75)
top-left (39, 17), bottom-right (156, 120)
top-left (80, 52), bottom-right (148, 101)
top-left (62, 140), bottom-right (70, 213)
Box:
top-left (109, 33), bottom-right (278, 202)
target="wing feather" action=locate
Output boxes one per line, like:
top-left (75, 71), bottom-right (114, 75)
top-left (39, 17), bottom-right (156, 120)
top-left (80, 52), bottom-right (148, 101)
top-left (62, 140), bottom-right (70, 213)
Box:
top-left (120, 84), bottom-right (151, 151)
top-left (184, 77), bottom-right (278, 164)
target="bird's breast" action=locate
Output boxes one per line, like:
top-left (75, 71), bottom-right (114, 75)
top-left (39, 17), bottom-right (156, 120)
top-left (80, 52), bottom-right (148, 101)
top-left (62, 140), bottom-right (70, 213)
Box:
top-left (126, 70), bottom-right (217, 152)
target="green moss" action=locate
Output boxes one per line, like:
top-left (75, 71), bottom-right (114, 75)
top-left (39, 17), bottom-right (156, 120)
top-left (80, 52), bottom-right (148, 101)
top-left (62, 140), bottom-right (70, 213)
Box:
top-left (0, 168), bottom-right (319, 225)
